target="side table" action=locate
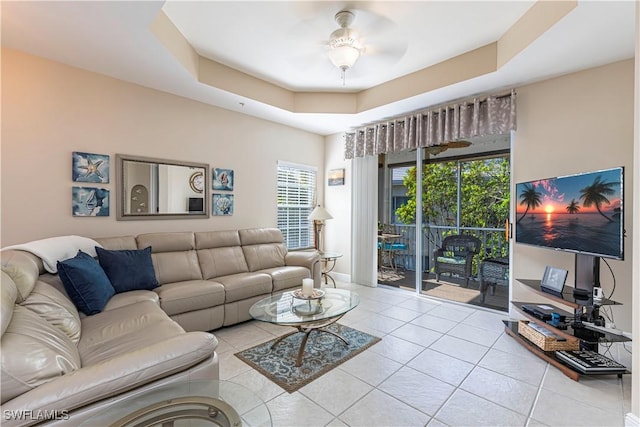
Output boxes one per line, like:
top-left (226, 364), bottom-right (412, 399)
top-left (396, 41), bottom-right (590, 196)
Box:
top-left (480, 257), bottom-right (509, 303)
top-left (319, 252), bottom-right (342, 287)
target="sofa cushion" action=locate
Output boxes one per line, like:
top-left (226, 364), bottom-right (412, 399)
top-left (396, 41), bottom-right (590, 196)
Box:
top-left (197, 247), bottom-right (249, 279)
top-left (103, 289), bottom-right (160, 311)
top-left (78, 300), bottom-right (180, 365)
top-left (1, 305), bottom-right (81, 403)
top-left (136, 232), bottom-right (195, 253)
top-left (96, 246), bottom-right (158, 293)
top-left (1, 250), bottom-right (42, 303)
top-left (57, 250), bottom-right (115, 315)
top-left (150, 251), bottom-right (203, 285)
top-left (215, 273), bottom-right (272, 303)
top-left (21, 282), bottom-right (82, 344)
top-left (261, 266), bottom-right (309, 292)
top-left (239, 228), bottom-right (288, 271)
top-left (238, 227), bottom-right (284, 246)
top-left (1, 271), bottom-right (17, 335)
top-left (195, 230), bottom-right (241, 249)
top-left (94, 235), bottom-right (138, 250)
top-left (155, 280), bottom-right (225, 316)
top-left (242, 244), bottom-right (287, 272)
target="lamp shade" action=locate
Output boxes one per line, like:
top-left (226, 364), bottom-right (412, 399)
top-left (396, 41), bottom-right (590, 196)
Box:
top-left (308, 205), bottom-right (333, 221)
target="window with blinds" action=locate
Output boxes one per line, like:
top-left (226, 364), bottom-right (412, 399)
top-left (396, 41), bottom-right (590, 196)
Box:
top-left (277, 161), bottom-right (316, 250)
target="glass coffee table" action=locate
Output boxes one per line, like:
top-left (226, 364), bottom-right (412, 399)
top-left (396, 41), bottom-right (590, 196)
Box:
top-left (84, 380), bottom-right (271, 427)
top-left (249, 288), bottom-right (360, 367)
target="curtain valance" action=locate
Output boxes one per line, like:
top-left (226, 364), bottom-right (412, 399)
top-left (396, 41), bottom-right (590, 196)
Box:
top-left (344, 90), bottom-right (516, 159)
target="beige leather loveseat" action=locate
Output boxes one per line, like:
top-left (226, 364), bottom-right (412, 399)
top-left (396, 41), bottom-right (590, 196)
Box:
top-left (0, 228), bottom-right (320, 426)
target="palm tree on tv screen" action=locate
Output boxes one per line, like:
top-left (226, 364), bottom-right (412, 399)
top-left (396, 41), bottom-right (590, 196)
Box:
top-left (579, 176), bottom-right (617, 222)
top-left (517, 184), bottom-right (542, 223)
top-left (566, 199), bottom-right (580, 216)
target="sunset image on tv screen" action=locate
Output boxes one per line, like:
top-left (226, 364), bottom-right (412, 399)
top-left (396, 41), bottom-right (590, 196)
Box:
top-left (515, 167), bottom-right (623, 259)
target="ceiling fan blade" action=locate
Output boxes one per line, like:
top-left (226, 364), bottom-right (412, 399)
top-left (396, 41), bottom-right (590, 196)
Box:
top-left (351, 10), bottom-right (399, 38)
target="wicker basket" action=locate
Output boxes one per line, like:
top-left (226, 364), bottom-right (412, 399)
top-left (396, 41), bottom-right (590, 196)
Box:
top-left (518, 321), bottom-right (579, 351)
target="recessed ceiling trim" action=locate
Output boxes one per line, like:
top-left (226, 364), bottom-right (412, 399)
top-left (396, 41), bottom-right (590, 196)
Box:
top-left (294, 93), bottom-right (357, 114)
top-left (150, 10), bottom-right (199, 79)
top-left (199, 57), bottom-right (294, 112)
top-left (357, 43), bottom-right (498, 112)
top-left (497, 0), bottom-right (578, 67)
top-left (151, 0), bottom-right (575, 116)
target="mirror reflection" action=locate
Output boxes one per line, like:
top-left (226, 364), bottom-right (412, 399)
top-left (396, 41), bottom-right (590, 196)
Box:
top-left (117, 154), bottom-right (209, 220)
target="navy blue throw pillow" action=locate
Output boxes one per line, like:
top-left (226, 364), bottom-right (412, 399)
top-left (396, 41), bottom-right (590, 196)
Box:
top-left (95, 246), bottom-right (158, 293)
top-left (57, 250), bottom-right (115, 315)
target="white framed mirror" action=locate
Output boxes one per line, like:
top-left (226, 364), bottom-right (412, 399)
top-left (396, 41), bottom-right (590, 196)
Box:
top-left (116, 154), bottom-right (209, 220)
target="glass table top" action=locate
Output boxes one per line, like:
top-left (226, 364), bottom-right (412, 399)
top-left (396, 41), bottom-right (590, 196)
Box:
top-left (83, 380), bottom-right (271, 427)
top-left (319, 252), bottom-right (343, 260)
top-left (249, 288), bottom-right (359, 325)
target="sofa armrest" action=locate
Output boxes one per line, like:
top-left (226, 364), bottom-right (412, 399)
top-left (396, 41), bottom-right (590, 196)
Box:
top-left (285, 251), bottom-right (321, 287)
top-left (285, 251), bottom-right (319, 269)
top-left (0, 332), bottom-right (218, 427)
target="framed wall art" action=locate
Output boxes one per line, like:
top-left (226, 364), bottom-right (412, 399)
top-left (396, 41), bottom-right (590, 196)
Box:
top-left (72, 151), bottom-right (110, 183)
top-left (72, 187), bottom-right (110, 217)
top-left (212, 168), bottom-right (234, 191)
top-left (328, 168), bottom-right (345, 186)
top-left (213, 193), bottom-right (234, 216)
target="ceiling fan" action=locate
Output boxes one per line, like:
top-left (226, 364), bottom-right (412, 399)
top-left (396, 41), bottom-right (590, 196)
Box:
top-left (289, 7), bottom-right (407, 86)
top-left (326, 10), bottom-right (363, 85)
top-left (426, 140), bottom-right (472, 156)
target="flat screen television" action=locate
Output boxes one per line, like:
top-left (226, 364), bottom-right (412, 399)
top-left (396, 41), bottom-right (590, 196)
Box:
top-left (515, 167), bottom-right (624, 261)
top-left (515, 167), bottom-right (624, 300)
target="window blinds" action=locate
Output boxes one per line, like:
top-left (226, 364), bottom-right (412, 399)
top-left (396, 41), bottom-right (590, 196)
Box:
top-left (277, 162), bottom-right (317, 250)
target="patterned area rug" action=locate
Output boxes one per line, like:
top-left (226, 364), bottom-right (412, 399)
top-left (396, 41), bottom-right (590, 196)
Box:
top-left (235, 323), bottom-right (381, 393)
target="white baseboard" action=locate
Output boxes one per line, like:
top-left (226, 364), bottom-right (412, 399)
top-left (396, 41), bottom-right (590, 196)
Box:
top-left (626, 412), bottom-right (640, 427)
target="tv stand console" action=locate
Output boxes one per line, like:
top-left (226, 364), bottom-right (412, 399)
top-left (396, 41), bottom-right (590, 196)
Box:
top-left (505, 278), bottom-right (630, 381)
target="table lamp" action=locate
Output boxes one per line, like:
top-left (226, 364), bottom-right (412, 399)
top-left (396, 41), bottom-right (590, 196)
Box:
top-left (308, 205), bottom-right (333, 252)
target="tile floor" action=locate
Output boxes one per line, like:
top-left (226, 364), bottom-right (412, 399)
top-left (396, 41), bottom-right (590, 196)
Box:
top-left (213, 282), bottom-right (632, 427)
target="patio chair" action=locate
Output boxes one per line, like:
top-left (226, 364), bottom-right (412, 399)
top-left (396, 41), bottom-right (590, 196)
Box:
top-left (433, 234), bottom-right (482, 287)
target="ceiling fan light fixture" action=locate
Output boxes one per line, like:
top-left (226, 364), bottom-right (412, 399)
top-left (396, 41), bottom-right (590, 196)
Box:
top-left (327, 44), bottom-right (360, 69)
top-left (327, 10), bottom-right (362, 85)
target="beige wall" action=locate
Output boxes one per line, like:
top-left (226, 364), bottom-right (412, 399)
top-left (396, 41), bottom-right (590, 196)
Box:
top-left (0, 49), bottom-right (324, 245)
top-left (323, 133), bottom-right (352, 282)
top-left (512, 59), bottom-right (635, 333)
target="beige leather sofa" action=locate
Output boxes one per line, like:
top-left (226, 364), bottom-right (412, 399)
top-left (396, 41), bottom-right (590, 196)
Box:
top-left (0, 250), bottom-right (219, 427)
top-left (95, 228), bottom-right (321, 331)
top-left (0, 228), bottom-right (320, 426)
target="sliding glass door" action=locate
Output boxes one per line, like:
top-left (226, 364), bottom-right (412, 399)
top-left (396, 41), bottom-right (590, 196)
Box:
top-left (381, 144), bottom-right (510, 310)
